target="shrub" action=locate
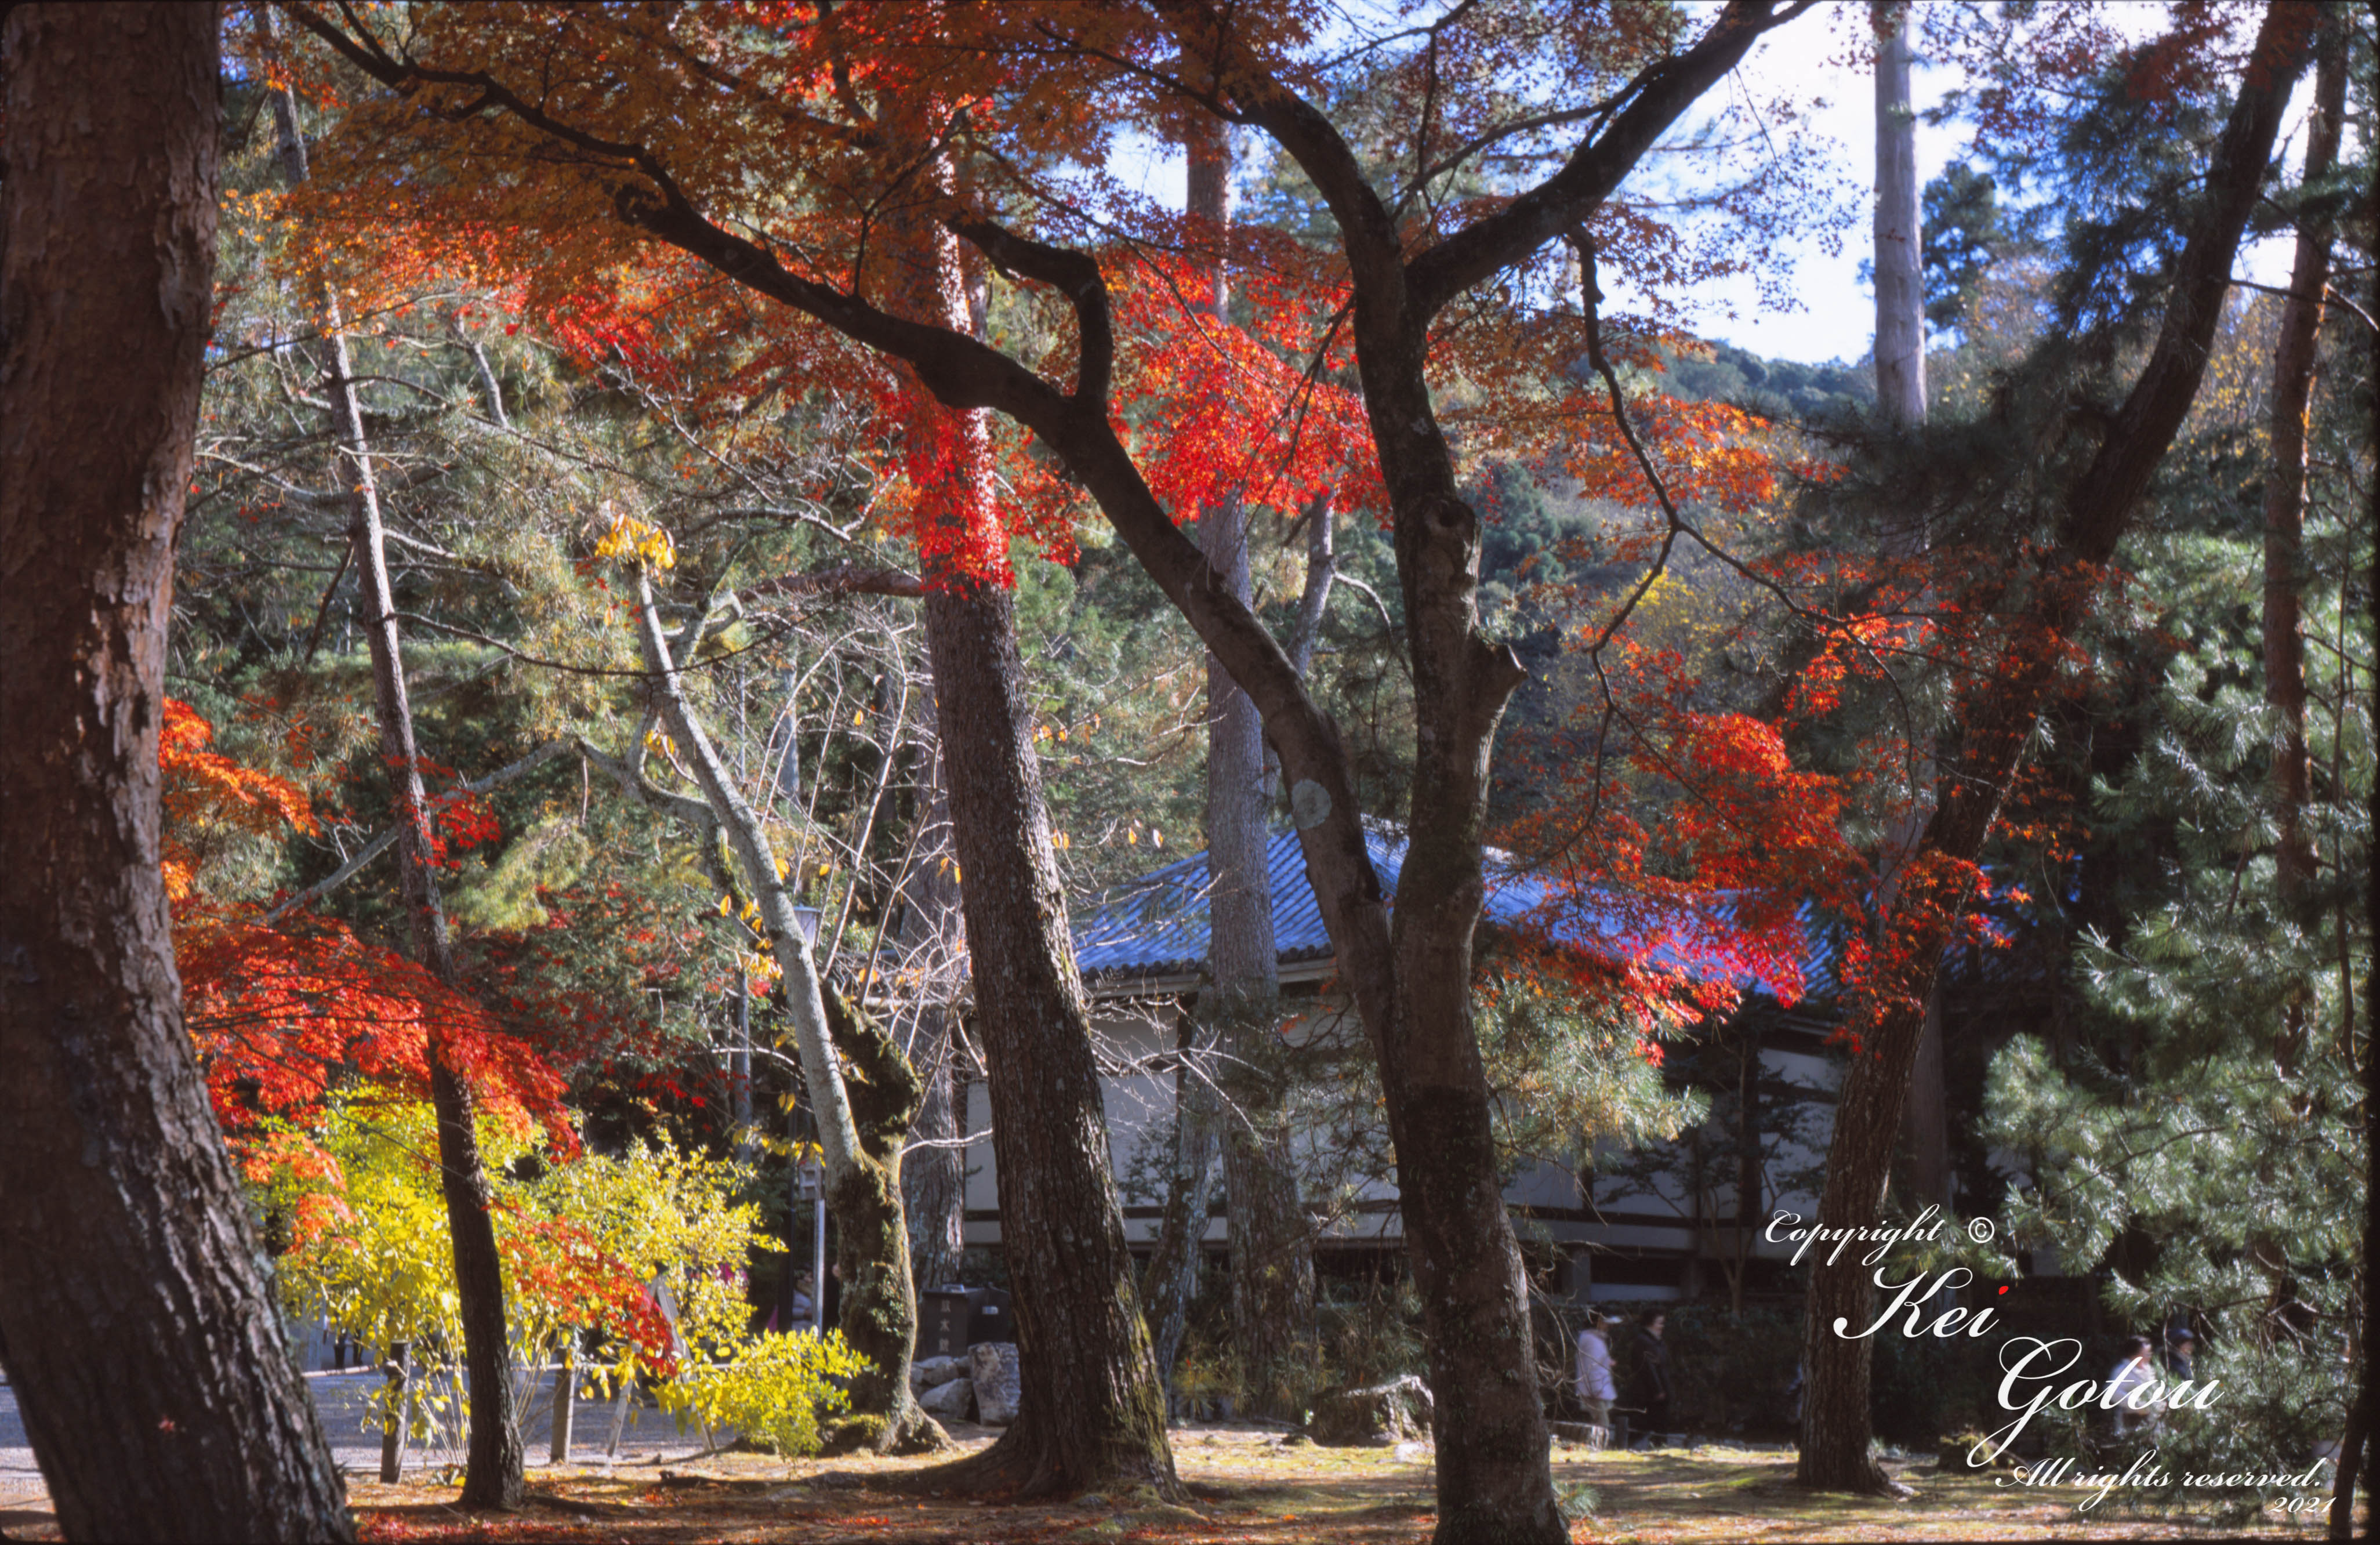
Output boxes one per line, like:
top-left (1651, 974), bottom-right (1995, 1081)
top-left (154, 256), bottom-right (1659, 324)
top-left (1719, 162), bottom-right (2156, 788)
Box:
top-left (658, 1329), bottom-right (868, 1456)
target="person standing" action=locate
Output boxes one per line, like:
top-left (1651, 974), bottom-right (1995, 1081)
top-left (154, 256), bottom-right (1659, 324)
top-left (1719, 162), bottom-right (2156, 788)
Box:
top-left (1627, 1310), bottom-right (1674, 1445)
top-left (1575, 1312), bottom-right (1617, 1432)
top-left (2108, 1336), bottom-right (2160, 1439)
top-left (2164, 1326), bottom-right (2196, 1382)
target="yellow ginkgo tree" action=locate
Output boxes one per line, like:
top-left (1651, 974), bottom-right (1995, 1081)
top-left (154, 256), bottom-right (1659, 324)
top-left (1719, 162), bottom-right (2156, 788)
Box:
top-left (261, 1101), bottom-right (863, 1458)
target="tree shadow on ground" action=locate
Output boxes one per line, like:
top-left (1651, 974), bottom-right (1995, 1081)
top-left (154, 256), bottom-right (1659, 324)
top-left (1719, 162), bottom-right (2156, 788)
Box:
top-left (5, 1429), bottom-right (2352, 1542)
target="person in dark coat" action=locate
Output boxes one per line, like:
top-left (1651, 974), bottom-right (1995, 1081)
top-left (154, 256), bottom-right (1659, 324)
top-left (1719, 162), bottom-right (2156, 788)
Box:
top-left (1627, 1310), bottom-right (1674, 1444)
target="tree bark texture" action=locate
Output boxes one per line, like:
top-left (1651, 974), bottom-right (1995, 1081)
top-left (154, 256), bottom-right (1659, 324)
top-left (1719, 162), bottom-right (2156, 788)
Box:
top-left (0, 6), bottom-right (356, 1539)
top-left (1870, 1), bottom-right (1927, 425)
top-left (1868, 0), bottom-right (1952, 1219)
top-left (2261, 19), bottom-right (2344, 938)
top-left (921, 580), bottom-right (1179, 1498)
top-left (823, 989), bottom-right (949, 1452)
top-left (881, 147), bottom-right (1176, 1495)
top-left (1797, 8), bottom-right (2315, 1493)
top-left (270, 76), bottom-right (525, 1507)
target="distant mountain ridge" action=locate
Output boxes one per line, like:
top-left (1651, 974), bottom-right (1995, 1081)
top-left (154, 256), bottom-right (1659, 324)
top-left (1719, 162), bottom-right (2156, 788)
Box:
top-left (1657, 338), bottom-right (1875, 420)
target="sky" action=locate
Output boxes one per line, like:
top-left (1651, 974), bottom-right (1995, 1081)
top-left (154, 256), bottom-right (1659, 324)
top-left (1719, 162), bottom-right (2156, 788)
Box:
top-left (1114, 2), bottom-right (2317, 367)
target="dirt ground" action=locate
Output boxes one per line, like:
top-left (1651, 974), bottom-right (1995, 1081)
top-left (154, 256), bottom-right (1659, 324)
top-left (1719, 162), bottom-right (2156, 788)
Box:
top-left (0, 1427), bottom-right (2360, 1542)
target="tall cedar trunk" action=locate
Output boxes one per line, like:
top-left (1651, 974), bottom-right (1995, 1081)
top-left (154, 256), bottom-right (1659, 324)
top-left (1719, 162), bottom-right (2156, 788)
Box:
top-left (1796, 9), bottom-right (2313, 1493)
top-left (269, 79), bottom-right (524, 1507)
top-left (1868, 0), bottom-right (1953, 1219)
top-left (1135, 113), bottom-right (1240, 1401)
top-left (630, 579), bottom-right (936, 1451)
top-left (1869, 0), bottom-right (1927, 424)
top-left (1187, 114), bottom-right (1316, 1419)
top-left (0, 7), bottom-right (356, 1539)
top-left (2261, 23), bottom-right (2344, 1072)
top-left (888, 150), bottom-right (1176, 1496)
top-left (921, 581), bottom-right (1178, 1497)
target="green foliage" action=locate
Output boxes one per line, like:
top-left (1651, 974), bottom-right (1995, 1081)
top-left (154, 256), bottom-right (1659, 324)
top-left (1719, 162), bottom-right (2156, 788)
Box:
top-left (1476, 955), bottom-right (1706, 1168)
top-left (1657, 341), bottom-right (1875, 422)
top-left (1315, 1271), bottom-right (1430, 1392)
top-left (1973, 259), bottom-right (2372, 1494)
top-left (1554, 1480), bottom-right (1601, 1523)
top-left (1921, 162), bottom-right (2011, 332)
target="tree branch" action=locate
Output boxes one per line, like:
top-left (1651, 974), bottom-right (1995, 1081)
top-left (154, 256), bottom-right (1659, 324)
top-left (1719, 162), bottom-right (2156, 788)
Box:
top-left (1406, 1), bottom-right (1811, 319)
top-left (264, 740), bottom-right (574, 920)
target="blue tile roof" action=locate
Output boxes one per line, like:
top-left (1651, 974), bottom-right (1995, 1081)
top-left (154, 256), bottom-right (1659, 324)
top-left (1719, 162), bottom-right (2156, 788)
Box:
top-left (1072, 827), bottom-right (1837, 1001)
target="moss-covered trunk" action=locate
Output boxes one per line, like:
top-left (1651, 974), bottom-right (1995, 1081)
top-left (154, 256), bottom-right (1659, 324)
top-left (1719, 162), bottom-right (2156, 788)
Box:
top-left (823, 988), bottom-right (945, 1453)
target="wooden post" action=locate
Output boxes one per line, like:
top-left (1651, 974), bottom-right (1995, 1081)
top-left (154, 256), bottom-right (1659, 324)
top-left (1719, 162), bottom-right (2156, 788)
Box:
top-left (379, 1341), bottom-right (411, 1483)
top-left (548, 1337), bottom-right (575, 1464)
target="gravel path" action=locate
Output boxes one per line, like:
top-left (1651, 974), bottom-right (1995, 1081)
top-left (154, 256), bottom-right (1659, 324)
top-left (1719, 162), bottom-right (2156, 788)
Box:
top-left (0, 1369), bottom-right (714, 1501)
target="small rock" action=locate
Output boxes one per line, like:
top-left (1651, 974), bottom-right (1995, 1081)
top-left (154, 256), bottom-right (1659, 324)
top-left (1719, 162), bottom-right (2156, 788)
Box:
top-left (969, 1340), bottom-right (1022, 1426)
top-left (1391, 1441), bottom-right (1434, 1464)
top-left (919, 1374), bottom-right (975, 1421)
top-left (1306, 1374), bottom-right (1434, 1447)
top-left (910, 1355), bottom-right (966, 1391)
top-left (1075, 1492), bottom-right (1109, 1510)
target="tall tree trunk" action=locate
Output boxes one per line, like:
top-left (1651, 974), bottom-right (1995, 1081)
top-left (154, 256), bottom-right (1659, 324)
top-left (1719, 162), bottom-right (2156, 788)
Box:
top-left (0, 7), bottom-right (355, 1539)
top-left (630, 578), bottom-right (940, 1453)
top-left (1183, 112), bottom-right (1316, 1420)
top-left (1135, 117), bottom-right (1243, 1404)
top-left (341, 272), bottom-right (526, 1515)
top-left (866, 93), bottom-right (1174, 1491)
top-left (1869, 0), bottom-right (1953, 1221)
top-left (886, 183), bottom-right (1176, 1493)
top-left (1797, 9), bottom-right (2313, 1493)
top-left (920, 580), bottom-right (1178, 1496)
top-left (268, 82), bottom-right (524, 1508)
top-left (2262, 21), bottom-right (2344, 1072)
top-left (1870, 0), bottom-right (1927, 425)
